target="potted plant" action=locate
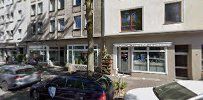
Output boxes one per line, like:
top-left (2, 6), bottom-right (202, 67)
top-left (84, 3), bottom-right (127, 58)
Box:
top-left (113, 78), bottom-right (127, 97)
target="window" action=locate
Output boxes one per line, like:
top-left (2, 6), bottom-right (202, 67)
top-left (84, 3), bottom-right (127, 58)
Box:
top-left (165, 2), bottom-right (182, 24)
top-left (58, 0), bottom-right (64, 10)
top-left (58, 18), bottom-right (65, 31)
top-left (31, 23), bottom-right (36, 34)
top-left (50, 19), bottom-right (55, 32)
top-left (49, 47), bottom-right (59, 62)
top-left (37, 22), bottom-right (43, 34)
top-left (121, 8), bottom-right (142, 32)
top-left (73, 0), bottom-right (81, 6)
top-left (49, 0), bottom-right (55, 12)
top-left (133, 47), bottom-right (166, 73)
top-left (68, 45), bottom-right (98, 66)
top-left (31, 4), bottom-right (36, 16)
top-left (18, 29), bottom-right (22, 34)
top-left (74, 15), bottom-right (81, 29)
top-left (38, 2), bottom-right (43, 14)
top-left (29, 46), bottom-right (47, 63)
top-left (154, 82), bottom-right (197, 100)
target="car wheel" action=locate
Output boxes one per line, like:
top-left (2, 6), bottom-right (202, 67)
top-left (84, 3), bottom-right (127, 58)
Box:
top-left (1, 81), bottom-right (8, 91)
top-left (31, 89), bottom-right (40, 100)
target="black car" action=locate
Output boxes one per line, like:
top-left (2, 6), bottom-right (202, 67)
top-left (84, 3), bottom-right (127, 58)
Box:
top-left (30, 72), bottom-right (114, 100)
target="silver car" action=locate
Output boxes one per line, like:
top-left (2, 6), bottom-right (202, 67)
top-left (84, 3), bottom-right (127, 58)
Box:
top-left (0, 65), bottom-right (41, 91)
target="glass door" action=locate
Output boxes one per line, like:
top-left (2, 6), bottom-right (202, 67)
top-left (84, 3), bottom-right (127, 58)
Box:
top-left (119, 47), bottom-right (130, 74)
top-left (175, 45), bottom-right (189, 79)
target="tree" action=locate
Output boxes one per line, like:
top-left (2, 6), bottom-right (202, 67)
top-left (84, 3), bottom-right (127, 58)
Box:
top-left (85, 0), bottom-right (94, 75)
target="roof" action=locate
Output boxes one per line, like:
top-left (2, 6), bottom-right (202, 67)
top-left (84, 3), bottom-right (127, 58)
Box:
top-left (0, 65), bottom-right (34, 72)
top-left (177, 80), bottom-right (203, 95)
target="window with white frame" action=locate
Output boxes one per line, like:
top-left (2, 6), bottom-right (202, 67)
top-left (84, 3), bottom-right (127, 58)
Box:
top-left (165, 2), bottom-right (182, 24)
top-left (38, 2), bottom-right (43, 14)
top-left (58, 18), bottom-right (65, 31)
top-left (49, 0), bottom-right (55, 12)
top-left (58, 0), bottom-right (64, 10)
top-left (74, 15), bottom-right (81, 29)
top-left (31, 4), bottom-right (36, 16)
top-left (29, 46), bottom-right (47, 63)
top-left (73, 0), bottom-right (81, 6)
top-left (50, 19), bottom-right (55, 32)
top-left (133, 47), bottom-right (166, 73)
top-left (37, 22), bottom-right (43, 34)
top-left (67, 45), bottom-right (98, 66)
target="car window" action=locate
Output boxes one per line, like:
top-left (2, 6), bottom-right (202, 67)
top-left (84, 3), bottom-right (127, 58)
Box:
top-left (16, 68), bottom-right (36, 75)
top-left (65, 79), bottom-right (75, 88)
top-left (0, 69), bottom-right (13, 74)
top-left (153, 82), bottom-right (197, 100)
top-left (50, 77), bottom-right (66, 87)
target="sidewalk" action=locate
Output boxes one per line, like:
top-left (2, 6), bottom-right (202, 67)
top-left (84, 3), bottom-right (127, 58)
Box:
top-left (108, 74), bottom-right (172, 91)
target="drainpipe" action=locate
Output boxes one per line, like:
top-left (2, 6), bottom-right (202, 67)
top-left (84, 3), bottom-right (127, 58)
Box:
top-left (81, 0), bottom-right (84, 36)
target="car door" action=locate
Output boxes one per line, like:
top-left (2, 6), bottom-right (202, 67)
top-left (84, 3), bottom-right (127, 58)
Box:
top-left (41, 77), bottom-right (66, 99)
top-left (56, 78), bottom-right (77, 100)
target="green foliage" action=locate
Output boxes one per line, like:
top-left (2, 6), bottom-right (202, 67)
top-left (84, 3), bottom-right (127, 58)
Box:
top-left (113, 80), bottom-right (127, 90)
top-left (16, 54), bottom-right (26, 63)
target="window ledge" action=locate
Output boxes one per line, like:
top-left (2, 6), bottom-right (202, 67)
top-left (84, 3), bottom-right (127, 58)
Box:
top-left (73, 5), bottom-right (81, 7)
top-left (120, 30), bottom-right (143, 33)
top-left (132, 70), bottom-right (167, 75)
top-left (73, 28), bottom-right (81, 31)
top-left (163, 21), bottom-right (183, 25)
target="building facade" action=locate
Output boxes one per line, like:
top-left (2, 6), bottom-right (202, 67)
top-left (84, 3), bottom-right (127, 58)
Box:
top-left (0, 0), bottom-right (103, 67)
top-left (104, 0), bottom-right (203, 80)
top-left (26, 0), bottom-right (103, 66)
top-left (0, 0), bottom-right (30, 64)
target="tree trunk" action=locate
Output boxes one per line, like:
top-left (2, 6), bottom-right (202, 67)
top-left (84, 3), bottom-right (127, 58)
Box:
top-left (86, 0), bottom-right (94, 75)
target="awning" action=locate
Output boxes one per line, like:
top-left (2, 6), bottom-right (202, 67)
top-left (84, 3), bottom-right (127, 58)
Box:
top-left (113, 42), bottom-right (172, 47)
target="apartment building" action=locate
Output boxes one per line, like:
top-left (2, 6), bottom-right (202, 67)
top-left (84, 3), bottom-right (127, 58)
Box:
top-left (0, 0), bottom-right (29, 64)
top-left (25, 0), bottom-right (103, 66)
top-left (104, 0), bottom-right (203, 80)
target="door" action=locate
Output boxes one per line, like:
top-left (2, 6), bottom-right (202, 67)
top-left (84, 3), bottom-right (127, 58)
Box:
top-left (175, 45), bottom-right (189, 79)
top-left (119, 47), bottom-right (130, 74)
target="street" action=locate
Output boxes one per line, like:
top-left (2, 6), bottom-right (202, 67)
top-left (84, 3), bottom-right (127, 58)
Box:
top-left (0, 87), bottom-right (29, 100)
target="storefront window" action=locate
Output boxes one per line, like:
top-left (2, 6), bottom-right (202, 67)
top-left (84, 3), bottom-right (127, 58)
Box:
top-left (149, 52), bottom-right (165, 72)
top-left (29, 46), bottom-right (47, 63)
top-left (68, 45), bottom-right (98, 66)
top-left (49, 47), bottom-right (59, 62)
top-left (133, 47), bottom-right (166, 73)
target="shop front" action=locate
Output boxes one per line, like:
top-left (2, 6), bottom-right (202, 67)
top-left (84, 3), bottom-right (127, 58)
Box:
top-left (67, 44), bottom-right (99, 70)
top-left (113, 42), bottom-right (172, 75)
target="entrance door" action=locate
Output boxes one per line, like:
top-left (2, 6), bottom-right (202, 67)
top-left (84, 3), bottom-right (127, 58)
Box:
top-left (175, 45), bottom-right (189, 79)
top-left (119, 47), bottom-right (130, 74)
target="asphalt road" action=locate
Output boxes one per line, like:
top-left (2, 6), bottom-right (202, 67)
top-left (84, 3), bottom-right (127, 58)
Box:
top-left (0, 87), bottom-right (30, 100)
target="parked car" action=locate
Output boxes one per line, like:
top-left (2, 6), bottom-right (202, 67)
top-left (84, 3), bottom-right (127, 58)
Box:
top-left (0, 64), bottom-right (41, 91)
top-left (30, 72), bottom-right (114, 100)
top-left (124, 80), bottom-right (203, 100)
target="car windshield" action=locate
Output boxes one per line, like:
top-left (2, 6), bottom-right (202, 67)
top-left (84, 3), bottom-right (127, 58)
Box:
top-left (16, 68), bottom-right (36, 75)
top-left (153, 82), bottom-right (197, 100)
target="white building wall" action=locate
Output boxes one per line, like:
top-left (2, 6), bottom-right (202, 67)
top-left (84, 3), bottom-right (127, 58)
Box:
top-left (104, 0), bottom-right (203, 36)
top-left (0, 0), bottom-right (30, 43)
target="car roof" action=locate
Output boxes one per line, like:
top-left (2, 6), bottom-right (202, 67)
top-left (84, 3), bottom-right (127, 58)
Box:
top-left (177, 80), bottom-right (203, 95)
top-left (0, 65), bottom-right (34, 72)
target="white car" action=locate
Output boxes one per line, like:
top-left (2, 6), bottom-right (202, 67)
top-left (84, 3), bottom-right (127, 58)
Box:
top-left (124, 80), bottom-right (203, 100)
